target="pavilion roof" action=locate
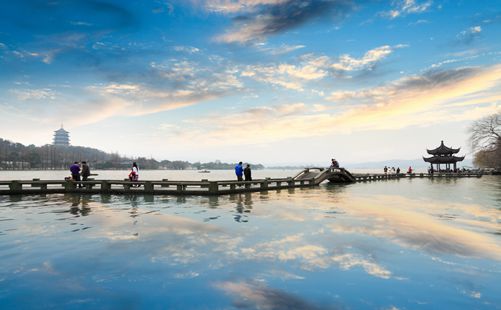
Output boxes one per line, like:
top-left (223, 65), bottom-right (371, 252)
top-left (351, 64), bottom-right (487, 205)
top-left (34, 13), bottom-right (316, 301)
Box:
top-left (426, 140), bottom-right (460, 155)
top-left (423, 155), bottom-right (465, 164)
top-left (54, 128), bottom-right (69, 134)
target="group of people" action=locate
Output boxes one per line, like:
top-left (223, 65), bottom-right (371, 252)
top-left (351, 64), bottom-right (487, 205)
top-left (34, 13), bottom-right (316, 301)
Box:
top-left (69, 161), bottom-right (140, 187)
top-left (383, 166), bottom-right (413, 175)
top-left (69, 161), bottom-right (91, 188)
top-left (234, 162), bottom-right (252, 181)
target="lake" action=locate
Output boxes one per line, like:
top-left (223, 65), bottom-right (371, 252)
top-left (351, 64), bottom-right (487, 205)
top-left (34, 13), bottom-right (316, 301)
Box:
top-left (0, 170), bottom-right (500, 309)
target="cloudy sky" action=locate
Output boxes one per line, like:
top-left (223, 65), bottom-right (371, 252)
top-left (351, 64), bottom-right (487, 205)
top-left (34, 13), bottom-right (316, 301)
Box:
top-left (1, 0), bottom-right (500, 165)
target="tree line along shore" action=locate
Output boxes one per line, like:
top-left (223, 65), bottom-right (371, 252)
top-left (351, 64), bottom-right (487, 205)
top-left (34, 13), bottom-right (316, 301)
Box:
top-left (0, 138), bottom-right (264, 171)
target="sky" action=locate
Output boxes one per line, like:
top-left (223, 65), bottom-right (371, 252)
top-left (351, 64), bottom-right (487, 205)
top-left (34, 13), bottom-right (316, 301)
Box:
top-left (0, 0), bottom-right (500, 165)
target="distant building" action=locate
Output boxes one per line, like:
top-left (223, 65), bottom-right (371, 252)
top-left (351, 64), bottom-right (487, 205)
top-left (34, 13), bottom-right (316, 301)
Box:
top-left (423, 140), bottom-right (464, 171)
top-left (53, 126), bottom-right (70, 146)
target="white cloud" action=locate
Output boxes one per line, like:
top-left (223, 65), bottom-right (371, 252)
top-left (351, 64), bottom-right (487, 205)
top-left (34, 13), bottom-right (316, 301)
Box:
top-left (456, 26), bottom-right (482, 43)
top-left (257, 43), bottom-right (305, 55)
top-left (205, 0), bottom-right (289, 13)
top-left (240, 45), bottom-right (405, 90)
top-left (331, 45), bottom-right (406, 72)
top-left (10, 88), bottom-right (57, 101)
top-left (165, 64), bottom-right (501, 146)
top-left (215, 14), bottom-right (276, 43)
top-left (471, 26), bottom-right (482, 33)
top-left (381, 0), bottom-right (433, 19)
top-left (8, 47), bottom-right (57, 64)
top-left (173, 46), bottom-right (200, 54)
top-left (241, 55), bottom-right (329, 91)
top-left (151, 60), bottom-right (198, 81)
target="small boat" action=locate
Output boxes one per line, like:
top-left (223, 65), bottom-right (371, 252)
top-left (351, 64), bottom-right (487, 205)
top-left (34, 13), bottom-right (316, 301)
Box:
top-left (198, 170), bottom-right (210, 173)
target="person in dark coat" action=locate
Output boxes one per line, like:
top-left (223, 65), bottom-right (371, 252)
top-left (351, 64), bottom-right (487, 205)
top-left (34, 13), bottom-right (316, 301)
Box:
top-left (81, 161), bottom-right (91, 181)
top-left (244, 164), bottom-right (252, 181)
top-left (330, 158), bottom-right (339, 168)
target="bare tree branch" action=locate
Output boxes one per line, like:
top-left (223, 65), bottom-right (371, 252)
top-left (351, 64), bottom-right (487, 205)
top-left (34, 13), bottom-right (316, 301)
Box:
top-left (470, 112), bottom-right (501, 168)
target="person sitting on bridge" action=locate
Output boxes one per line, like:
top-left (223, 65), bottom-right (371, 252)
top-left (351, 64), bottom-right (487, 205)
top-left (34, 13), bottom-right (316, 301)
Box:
top-left (330, 158), bottom-right (339, 168)
top-left (69, 162), bottom-right (82, 188)
top-left (129, 162), bottom-right (140, 187)
top-left (81, 161), bottom-right (91, 182)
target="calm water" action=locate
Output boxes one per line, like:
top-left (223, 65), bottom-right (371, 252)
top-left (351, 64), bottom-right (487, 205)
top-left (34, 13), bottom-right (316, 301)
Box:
top-left (0, 170), bottom-right (500, 309)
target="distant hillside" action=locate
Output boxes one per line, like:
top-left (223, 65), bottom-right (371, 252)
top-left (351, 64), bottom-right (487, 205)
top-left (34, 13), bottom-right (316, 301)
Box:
top-left (0, 138), bottom-right (263, 170)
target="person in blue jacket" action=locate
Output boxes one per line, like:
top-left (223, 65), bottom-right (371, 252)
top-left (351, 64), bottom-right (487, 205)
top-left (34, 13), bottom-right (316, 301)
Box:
top-left (235, 161), bottom-right (244, 181)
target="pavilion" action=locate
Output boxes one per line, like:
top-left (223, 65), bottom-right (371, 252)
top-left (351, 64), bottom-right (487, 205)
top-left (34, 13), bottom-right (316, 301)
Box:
top-left (423, 140), bottom-right (465, 172)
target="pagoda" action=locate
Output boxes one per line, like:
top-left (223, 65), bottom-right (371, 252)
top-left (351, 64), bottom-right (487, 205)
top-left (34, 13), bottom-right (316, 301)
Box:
top-left (53, 125), bottom-right (70, 146)
top-left (423, 140), bottom-right (464, 172)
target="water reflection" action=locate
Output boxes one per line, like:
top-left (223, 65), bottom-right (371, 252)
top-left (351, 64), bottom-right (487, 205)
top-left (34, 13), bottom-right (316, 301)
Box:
top-left (0, 177), bottom-right (500, 309)
top-left (216, 281), bottom-right (326, 310)
top-left (327, 196), bottom-right (501, 261)
top-left (63, 194), bottom-right (92, 216)
top-left (230, 193), bottom-right (254, 223)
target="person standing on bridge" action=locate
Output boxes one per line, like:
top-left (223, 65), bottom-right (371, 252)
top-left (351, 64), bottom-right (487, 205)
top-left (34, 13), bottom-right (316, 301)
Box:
top-left (235, 162), bottom-right (244, 182)
top-left (244, 164), bottom-right (252, 181)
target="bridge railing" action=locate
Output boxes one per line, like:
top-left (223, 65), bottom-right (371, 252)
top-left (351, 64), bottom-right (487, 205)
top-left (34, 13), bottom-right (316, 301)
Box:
top-left (0, 177), bottom-right (318, 196)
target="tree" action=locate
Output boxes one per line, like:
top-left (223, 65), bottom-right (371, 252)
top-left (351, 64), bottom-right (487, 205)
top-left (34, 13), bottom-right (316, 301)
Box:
top-left (469, 113), bottom-right (501, 168)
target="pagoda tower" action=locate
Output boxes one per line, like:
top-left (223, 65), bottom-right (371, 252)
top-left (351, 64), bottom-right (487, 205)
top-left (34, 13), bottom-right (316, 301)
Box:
top-left (53, 125), bottom-right (70, 146)
top-left (423, 140), bottom-right (464, 172)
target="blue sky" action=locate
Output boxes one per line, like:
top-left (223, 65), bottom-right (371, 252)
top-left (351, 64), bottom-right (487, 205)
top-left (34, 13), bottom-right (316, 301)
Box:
top-left (1, 0), bottom-right (500, 165)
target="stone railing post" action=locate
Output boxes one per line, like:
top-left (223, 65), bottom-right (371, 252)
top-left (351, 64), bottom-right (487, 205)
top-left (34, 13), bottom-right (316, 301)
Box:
top-left (144, 181), bottom-right (153, 192)
top-left (161, 179), bottom-right (169, 188)
top-left (208, 181), bottom-right (218, 194)
top-left (261, 178), bottom-right (269, 190)
top-left (101, 181), bottom-right (111, 192)
top-left (9, 181), bottom-right (22, 192)
top-left (64, 180), bottom-right (76, 191)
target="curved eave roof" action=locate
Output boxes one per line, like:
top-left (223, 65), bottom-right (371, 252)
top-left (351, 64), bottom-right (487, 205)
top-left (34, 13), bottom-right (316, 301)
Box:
top-left (426, 140), bottom-right (460, 155)
top-left (423, 155), bottom-right (465, 164)
top-left (54, 128), bottom-right (69, 134)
